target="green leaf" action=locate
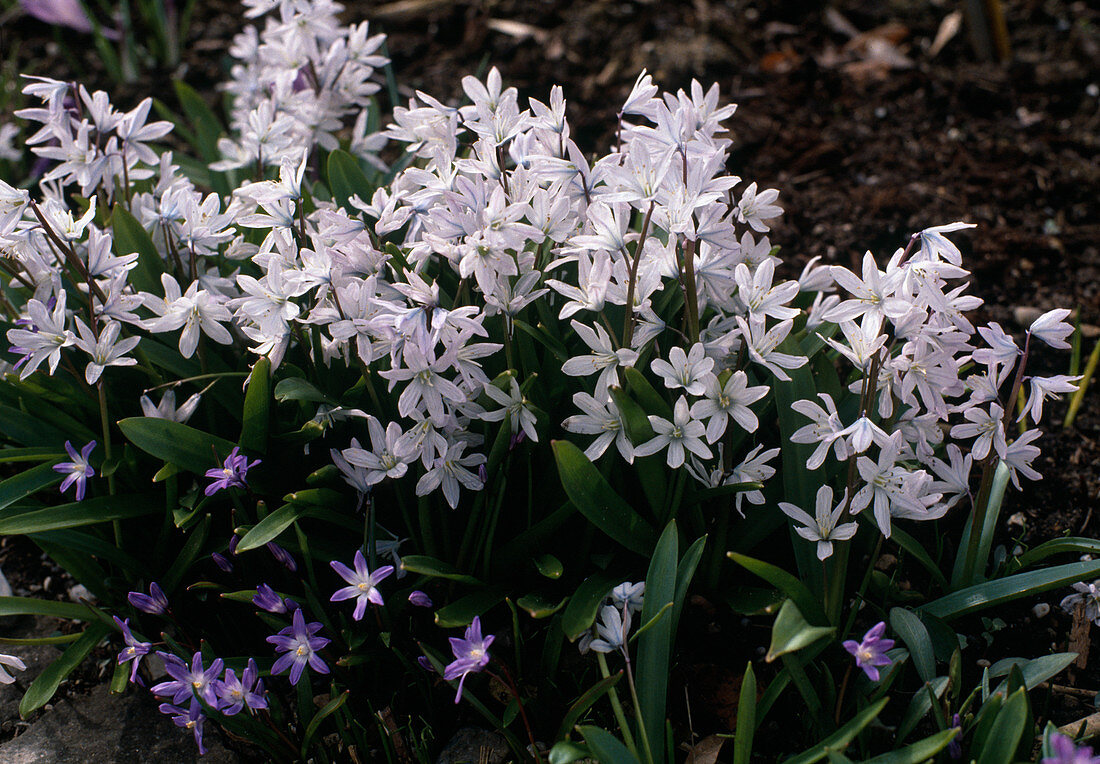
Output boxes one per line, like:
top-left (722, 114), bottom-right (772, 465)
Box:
top-left (784, 699), bottom-right (888, 764)
top-left (561, 572), bottom-right (618, 640)
top-left (19, 621), bottom-right (111, 718)
top-left (0, 404), bottom-right (71, 447)
top-left (163, 514), bottom-right (211, 592)
top-left (516, 593), bottom-right (567, 619)
top-left (273, 377), bottom-right (334, 405)
top-left (953, 460), bottom-right (1012, 587)
top-left (728, 552), bottom-right (828, 625)
top-left (863, 728), bottom-right (958, 764)
top-left (773, 338), bottom-right (823, 597)
top-left (989, 653), bottom-right (1077, 693)
top-left (889, 525), bottom-right (949, 589)
top-left (672, 535), bottom-right (706, 630)
top-left (514, 319), bottom-right (569, 363)
top-left (434, 589), bottom-right (507, 629)
top-left (236, 503), bottom-right (312, 552)
top-left (578, 726), bottom-right (641, 764)
top-left (534, 554), bottom-right (564, 579)
top-left (239, 357), bottom-right (271, 454)
top-left (734, 663), bottom-right (756, 764)
top-left (556, 673), bottom-right (623, 741)
top-left (0, 448), bottom-right (64, 464)
top-left (622, 367), bottom-right (673, 419)
top-left (551, 440), bottom-right (656, 556)
top-left (923, 559), bottom-right (1100, 620)
top-left (766, 599), bottom-right (834, 662)
top-left (300, 690), bottom-right (349, 759)
top-left (0, 596), bottom-right (93, 621)
top-left (889, 608), bottom-right (936, 683)
top-left (1016, 537), bottom-right (1100, 569)
top-left (976, 688), bottom-right (1028, 764)
top-left (119, 417), bottom-right (236, 475)
top-left (608, 386), bottom-right (666, 514)
top-left (0, 462), bottom-right (62, 512)
top-left (327, 149), bottom-right (374, 209)
top-left (636, 521), bottom-right (678, 760)
top-left (111, 204), bottom-right (165, 293)
top-left (549, 741), bottom-right (592, 764)
top-left (400, 555), bottom-right (482, 586)
top-left (0, 494), bottom-right (158, 535)
top-left (172, 81), bottom-right (229, 197)
top-left (897, 676), bottom-right (949, 742)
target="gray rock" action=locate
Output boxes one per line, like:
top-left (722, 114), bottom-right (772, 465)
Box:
top-left (436, 727), bottom-right (510, 764)
top-left (0, 685), bottom-right (239, 763)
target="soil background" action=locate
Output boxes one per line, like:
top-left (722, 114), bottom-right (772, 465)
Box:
top-left (2, 0), bottom-right (1100, 755)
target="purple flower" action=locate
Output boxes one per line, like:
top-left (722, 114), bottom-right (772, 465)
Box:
top-left (443, 616), bottom-right (494, 703)
top-left (159, 701), bottom-right (206, 755)
top-left (214, 659), bottom-right (267, 716)
top-left (253, 583), bottom-right (297, 614)
top-left (947, 713), bottom-right (962, 759)
top-left (211, 552), bottom-right (233, 573)
top-left (204, 447), bottom-right (260, 496)
top-left (267, 541), bottom-right (297, 572)
top-left (113, 616), bottom-right (151, 685)
top-left (1043, 733), bottom-right (1100, 764)
top-left (330, 550), bottom-right (393, 620)
top-left (417, 655), bottom-right (435, 672)
top-left (842, 621), bottom-right (894, 681)
top-left (150, 651), bottom-right (223, 706)
top-left (20, 0), bottom-right (107, 35)
top-left (408, 590), bottom-right (433, 608)
top-left (267, 608), bottom-right (329, 685)
top-left (128, 581), bottom-right (168, 615)
top-left (53, 440), bottom-right (95, 501)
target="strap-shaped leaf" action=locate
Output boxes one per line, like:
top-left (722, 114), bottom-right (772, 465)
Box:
top-left (578, 725), bottom-right (641, 764)
top-left (733, 663), bottom-right (757, 764)
top-left (0, 462), bottom-right (62, 512)
top-left (551, 440), bottom-right (656, 556)
top-left (400, 555), bottom-right (482, 586)
top-left (0, 494), bottom-right (157, 535)
top-left (890, 607), bottom-right (936, 683)
top-left (20, 621), bottom-right (111, 718)
top-left (728, 552), bottom-right (828, 625)
top-left (561, 572), bottom-right (618, 641)
top-left (0, 596), bottom-right (94, 620)
top-left (239, 357), bottom-right (272, 454)
top-left (975, 688), bottom-right (1028, 764)
top-left (111, 204), bottom-right (165, 293)
top-left (119, 417), bottom-right (236, 475)
top-left (556, 674), bottom-right (623, 742)
top-left (923, 559), bottom-right (1100, 620)
top-left (766, 600), bottom-right (834, 662)
top-left (327, 149), bottom-right (374, 209)
top-left (784, 699), bottom-right (888, 764)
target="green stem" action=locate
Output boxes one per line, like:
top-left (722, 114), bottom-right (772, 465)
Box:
top-left (622, 654), bottom-right (655, 764)
top-left (97, 382), bottom-right (120, 545)
top-left (622, 202), bottom-right (656, 348)
top-left (596, 653), bottom-right (638, 758)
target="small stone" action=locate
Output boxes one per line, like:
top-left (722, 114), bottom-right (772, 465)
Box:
top-left (1007, 512), bottom-right (1026, 527)
top-left (437, 728), bottom-right (509, 764)
top-left (1033, 603), bottom-right (1051, 618)
top-left (67, 584), bottom-right (93, 603)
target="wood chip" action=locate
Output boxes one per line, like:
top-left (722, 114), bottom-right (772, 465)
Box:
top-left (929, 11), bottom-right (964, 58)
top-left (487, 19), bottom-right (548, 44)
top-left (1070, 600), bottom-right (1091, 670)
